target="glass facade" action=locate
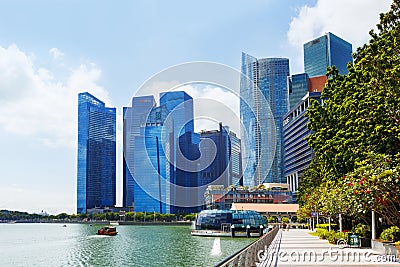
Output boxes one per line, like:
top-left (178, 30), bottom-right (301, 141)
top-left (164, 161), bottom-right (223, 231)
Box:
top-left (173, 131), bottom-right (200, 214)
top-left (199, 125), bottom-right (230, 187)
top-left (199, 123), bottom-right (243, 189)
top-left (304, 32), bottom-right (352, 77)
top-left (123, 96), bottom-right (155, 208)
top-left (77, 92), bottom-right (116, 214)
top-left (240, 53), bottom-right (290, 186)
top-left (195, 210), bottom-right (267, 230)
top-left (124, 91), bottom-right (200, 214)
top-left (133, 125), bottom-right (169, 213)
top-left (229, 131), bottom-right (243, 186)
top-left (288, 73), bottom-right (309, 110)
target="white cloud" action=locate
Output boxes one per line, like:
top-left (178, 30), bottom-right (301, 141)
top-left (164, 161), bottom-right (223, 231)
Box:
top-left (172, 84), bottom-right (240, 134)
top-left (0, 44), bottom-right (111, 149)
top-left (49, 47), bottom-right (64, 60)
top-left (132, 80), bottom-right (240, 134)
top-left (0, 44), bottom-right (36, 102)
top-left (287, 0), bottom-right (392, 49)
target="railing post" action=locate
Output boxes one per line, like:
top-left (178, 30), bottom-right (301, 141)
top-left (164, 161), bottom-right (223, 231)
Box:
top-left (215, 226), bottom-right (279, 267)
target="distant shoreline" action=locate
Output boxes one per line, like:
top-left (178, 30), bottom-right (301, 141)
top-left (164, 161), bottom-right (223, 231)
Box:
top-left (0, 220), bottom-right (193, 226)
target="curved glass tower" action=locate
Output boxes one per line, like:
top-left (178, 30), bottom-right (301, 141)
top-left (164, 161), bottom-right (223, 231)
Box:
top-left (240, 53), bottom-right (289, 186)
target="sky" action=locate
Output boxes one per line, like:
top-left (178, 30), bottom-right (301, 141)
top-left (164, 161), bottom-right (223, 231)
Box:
top-left (0, 0), bottom-right (392, 214)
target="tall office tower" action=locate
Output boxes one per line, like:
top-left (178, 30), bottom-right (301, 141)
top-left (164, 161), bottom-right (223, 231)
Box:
top-left (228, 130), bottom-right (243, 187)
top-left (199, 123), bottom-right (243, 188)
top-left (77, 92), bottom-right (116, 214)
top-left (240, 53), bottom-right (290, 186)
top-left (288, 73), bottom-right (309, 110)
top-left (304, 32), bottom-right (352, 77)
top-left (159, 91), bottom-right (199, 214)
top-left (123, 96), bottom-right (155, 208)
top-left (283, 92), bottom-right (322, 193)
top-left (133, 104), bottom-right (170, 214)
top-left (124, 91), bottom-right (199, 214)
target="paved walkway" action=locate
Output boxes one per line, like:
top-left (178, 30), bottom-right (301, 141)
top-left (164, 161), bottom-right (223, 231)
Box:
top-left (260, 229), bottom-right (399, 266)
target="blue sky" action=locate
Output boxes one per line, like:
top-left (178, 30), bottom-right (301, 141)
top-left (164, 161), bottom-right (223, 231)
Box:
top-left (0, 0), bottom-right (392, 214)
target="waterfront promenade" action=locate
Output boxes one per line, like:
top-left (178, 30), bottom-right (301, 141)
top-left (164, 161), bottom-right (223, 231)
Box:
top-left (262, 229), bottom-right (399, 266)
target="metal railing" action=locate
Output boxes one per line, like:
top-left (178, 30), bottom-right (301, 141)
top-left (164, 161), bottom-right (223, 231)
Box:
top-left (215, 227), bottom-right (279, 267)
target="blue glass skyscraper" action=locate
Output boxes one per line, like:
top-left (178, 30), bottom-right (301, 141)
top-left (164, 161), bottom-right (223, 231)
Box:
top-left (77, 92), bottom-right (116, 214)
top-left (124, 91), bottom-right (200, 214)
top-left (123, 96), bottom-right (155, 208)
top-left (134, 119), bottom-right (169, 214)
top-left (304, 32), bottom-right (352, 77)
top-left (240, 53), bottom-right (290, 186)
top-left (288, 73), bottom-right (310, 110)
top-left (199, 123), bottom-right (243, 188)
top-left (160, 91), bottom-right (199, 214)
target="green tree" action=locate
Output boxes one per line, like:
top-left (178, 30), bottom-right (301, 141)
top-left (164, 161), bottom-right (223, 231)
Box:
top-left (337, 153), bottom-right (400, 226)
top-left (281, 217), bottom-right (289, 224)
top-left (300, 0), bottom-right (400, 227)
top-left (183, 214), bottom-right (197, 221)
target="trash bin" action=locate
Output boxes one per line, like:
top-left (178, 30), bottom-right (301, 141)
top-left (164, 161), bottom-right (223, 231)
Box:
top-left (348, 233), bottom-right (360, 248)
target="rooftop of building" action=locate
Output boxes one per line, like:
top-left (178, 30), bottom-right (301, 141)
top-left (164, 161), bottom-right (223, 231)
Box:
top-left (231, 203), bottom-right (299, 213)
top-left (205, 183), bottom-right (291, 193)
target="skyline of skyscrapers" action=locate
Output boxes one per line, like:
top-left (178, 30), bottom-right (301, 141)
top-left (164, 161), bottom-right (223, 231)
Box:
top-left (77, 92), bottom-right (116, 214)
top-left (77, 31), bottom-right (352, 213)
top-left (240, 53), bottom-right (290, 187)
top-left (124, 91), bottom-right (202, 214)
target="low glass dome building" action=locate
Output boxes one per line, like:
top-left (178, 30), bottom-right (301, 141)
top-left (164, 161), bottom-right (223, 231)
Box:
top-left (195, 210), bottom-right (267, 231)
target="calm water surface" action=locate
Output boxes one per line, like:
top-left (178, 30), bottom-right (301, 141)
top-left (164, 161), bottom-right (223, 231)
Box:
top-left (0, 223), bottom-right (254, 266)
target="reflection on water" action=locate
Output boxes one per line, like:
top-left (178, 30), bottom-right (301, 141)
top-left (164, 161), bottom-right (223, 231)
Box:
top-left (210, 238), bottom-right (222, 256)
top-left (0, 224), bottom-right (254, 266)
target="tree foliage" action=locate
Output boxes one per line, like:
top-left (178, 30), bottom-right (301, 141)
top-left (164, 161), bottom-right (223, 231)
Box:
top-left (299, 0), bottom-right (400, 227)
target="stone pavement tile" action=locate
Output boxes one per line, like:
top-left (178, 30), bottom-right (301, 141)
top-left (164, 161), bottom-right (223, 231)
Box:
top-left (266, 229), bottom-right (400, 266)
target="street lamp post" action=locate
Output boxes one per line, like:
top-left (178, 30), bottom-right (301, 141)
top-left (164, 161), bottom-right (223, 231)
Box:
top-left (372, 209), bottom-right (376, 239)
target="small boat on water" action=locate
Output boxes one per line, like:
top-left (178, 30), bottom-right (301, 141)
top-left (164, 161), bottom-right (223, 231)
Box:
top-left (97, 226), bottom-right (117, 236)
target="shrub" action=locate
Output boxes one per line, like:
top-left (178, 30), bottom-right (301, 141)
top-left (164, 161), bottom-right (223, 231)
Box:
top-left (352, 223), bottom-right (371, 238)
top-left (316, 223), bottom-right (337, 230)
top-left (326, 230), bottom-right (337, 244)
top-left (326, 231), bottom-right (348, 244)
top-left (315, 228), bottom-right (329, 239)
top-left (183, 214), bottom-right (197, 221)
top-left (281, 217), bottom-right (289, 223)
top-left (380, 226), bottom-right (400, 242)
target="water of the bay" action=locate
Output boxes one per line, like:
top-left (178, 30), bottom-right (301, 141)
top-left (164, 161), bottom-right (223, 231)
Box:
top-left (0, 223), bottom-right (255, 266)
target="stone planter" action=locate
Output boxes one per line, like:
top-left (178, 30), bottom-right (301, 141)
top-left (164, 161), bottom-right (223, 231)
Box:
top-left (371, 239), bottom-right (398, 256)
